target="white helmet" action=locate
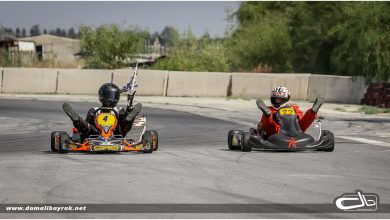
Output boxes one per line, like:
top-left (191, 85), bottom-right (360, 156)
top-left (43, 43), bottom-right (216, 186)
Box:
top-left (270, 86), bottom-right (290, 108)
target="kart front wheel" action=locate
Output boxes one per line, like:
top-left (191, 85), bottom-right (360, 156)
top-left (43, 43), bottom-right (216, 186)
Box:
top-left (241, 132), bottom-right (252, 152)
top-left (149, 130), bottom-right (159, 151)
top-left (58, 132), bottom-right (70, 154)
top-left (228, 130), bottom-right (242, 150)
top-left (322, 130), bottom-right (335, 152)
top-left (142, 131), bottom-right (154, 153)
top-left (51, 131), bottom-right (58, 152)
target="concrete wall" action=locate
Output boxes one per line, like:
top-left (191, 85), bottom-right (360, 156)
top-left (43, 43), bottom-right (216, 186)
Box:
top-left (57, 69), bottom-right (112, 95)
top-left (231, 73), bottom-right (310, 100)
top-left (2, 68), bottom-right (57, 93)
top-left (307, 75), bottom-right (367, 103)
top-left (0, 67), bottom-right (3, 93)
top-left (167, 71), bottom-right (230, 97)
top-left (113, 69), bottom-right (167, 96)
top-left (0, 68), bottom-right (369, 103)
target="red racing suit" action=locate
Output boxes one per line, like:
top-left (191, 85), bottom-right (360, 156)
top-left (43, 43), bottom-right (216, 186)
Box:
top-left (258, 103), bottom-right (317, 137)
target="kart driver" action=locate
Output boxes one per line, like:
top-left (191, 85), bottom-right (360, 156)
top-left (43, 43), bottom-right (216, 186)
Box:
top-left (62, 83), bottom-right (142, 137)
top-left (256, 86), bottom-right (324, 138)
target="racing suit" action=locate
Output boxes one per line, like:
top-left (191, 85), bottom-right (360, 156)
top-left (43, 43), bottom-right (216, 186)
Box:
top-left (73, 106), bottom-right (136, 137)
top-left (258, 103), bottom-right (316, 138)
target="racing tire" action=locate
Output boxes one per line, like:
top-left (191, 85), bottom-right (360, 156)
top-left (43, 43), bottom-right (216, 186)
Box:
top-left (142, 131), bottom-right (154, 153)
top-left (149, 130), bottom-right (159, 151)
top-left (322, 130), bottom-right (335, 152)
top-left (228, 130), bottom-right (242, 150)
top-left (57, 132), bottom-right (70, 154)
top-left (51, 131), bottom-right (58, 152)
top-left (241, 132), bottom-right (252, 152)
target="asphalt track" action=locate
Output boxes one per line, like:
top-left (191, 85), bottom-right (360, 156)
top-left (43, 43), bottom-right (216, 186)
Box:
top-left (0, 99), bottom-right (389, 219)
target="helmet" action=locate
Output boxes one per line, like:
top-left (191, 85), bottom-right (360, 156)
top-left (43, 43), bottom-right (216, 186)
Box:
top-left (270, 86), bottom-right (290, 108)
top-left (98, 83), bottom-right (120, 107)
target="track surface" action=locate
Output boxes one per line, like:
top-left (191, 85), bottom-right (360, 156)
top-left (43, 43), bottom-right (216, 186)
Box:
top-left (0, 99), bottom-right (389, 218)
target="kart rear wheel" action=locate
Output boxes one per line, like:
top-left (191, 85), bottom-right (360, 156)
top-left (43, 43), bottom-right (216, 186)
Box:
top-left (56, 132), bottom-right (69, 154)
top-left (149, 130), bottom-right (159, 151)
top-left (241, 132), bottom-right (252, 152)
top-left (142, 131), bottom-right (153, 153)
top-left (228, 130), bottom-right (242, 150)
top-left (322, 130), bottom-right (335, 152)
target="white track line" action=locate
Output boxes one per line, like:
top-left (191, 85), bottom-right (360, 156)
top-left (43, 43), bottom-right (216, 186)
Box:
top-left (337, 135), bottom-right (390, 148)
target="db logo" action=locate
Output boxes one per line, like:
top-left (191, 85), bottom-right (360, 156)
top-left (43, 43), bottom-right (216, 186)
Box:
top-left (334, 190), bottom-right (379, 211)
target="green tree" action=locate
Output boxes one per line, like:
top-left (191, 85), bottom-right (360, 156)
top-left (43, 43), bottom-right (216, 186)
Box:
top-left (21, 28), bottom-right (26, 37)
top-left (160, 26), bottom-right (180, 48)
top-left (79, 24), bottom-right (148, 69)
top-left (152, 30), bottom-right (229, 72)
top-left (227, 1), bottom-right (390, 80)
top-left (15, 27), bottom-right (21, 38)
top-left (30, 24), bottom-right (41, 36)
top-left (226, 2), bottom-right (292, 72)
top-left (287, 2), bottom-right (342, 74)
top-left (67, 27), bottom-right (76, 38)
top-left (329, 2), bottom-right (390, 81)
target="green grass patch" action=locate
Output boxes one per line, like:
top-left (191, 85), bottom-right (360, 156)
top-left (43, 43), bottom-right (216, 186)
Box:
top-left (358, 106), bottom-right (390, 114)
top-left (334, 107), bottom-right (347, 112)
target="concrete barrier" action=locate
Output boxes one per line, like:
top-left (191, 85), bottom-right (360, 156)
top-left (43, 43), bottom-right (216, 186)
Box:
top-left (231, 73), bottom-right (310, 100)
top-left (0, 67), bottom-right (3, 93)
top-left (167, 71), bottom-right (231, 97)
top-left (0, 67), bottom-right (369, 104)
top-left (113, 69), bottom-right (168, 96)
top-left (307, 75), bottom-right (367, 104)
top-left (57, 69), bottom-right (112, 94)
top-left (2, 68), bottom-right (58, 93)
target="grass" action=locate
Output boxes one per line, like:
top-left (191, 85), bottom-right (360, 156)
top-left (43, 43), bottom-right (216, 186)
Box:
top-left (334, 107), bottom-right (347, 112)
top-left (358, 105), bottom-right (390, 114)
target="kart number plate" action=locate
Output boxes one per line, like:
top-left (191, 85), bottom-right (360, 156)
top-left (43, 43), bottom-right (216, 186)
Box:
top-left (279, 108), bottom-right (295, 115)
top-left (94, 145), bottom-right (119, 151)
top-left (97, 113), bottom-right (117, 127)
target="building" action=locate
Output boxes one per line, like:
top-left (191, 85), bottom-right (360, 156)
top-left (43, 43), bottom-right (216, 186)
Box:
top-left (0, 34), bottom-right (35, 66)
top-left (19, 34), bottom-right (80, 65)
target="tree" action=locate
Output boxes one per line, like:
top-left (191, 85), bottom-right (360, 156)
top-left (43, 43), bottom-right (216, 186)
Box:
top-left (152, 29), bottom-right (230, 72)
top-left (21, 28), bottom-right (26, 37)
top-left (55, 28), bottom-right (62, 36)
top-left (15, 27), bottom-right (21, 37)
top-left (160, 26), bottom-right (179, 48)
top-left (4, 28), bottom-right (14, 35)
top-left (67, 27), bottom-right (76, 38)
top-left (61, 29), bottom-right (66, 37)
top-left (329, 2), bottom-right (390, 81)
top-left (43, 29), bottom-right (47, 35)
top-left (79, 24), bottom-right (148, 69)
top-left (30, 24), bottom-right (41, 36)
top-left (226, 2), bottom-right (292, 72)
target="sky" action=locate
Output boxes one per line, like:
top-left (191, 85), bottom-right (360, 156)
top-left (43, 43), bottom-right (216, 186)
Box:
top-left (0, 1), bottom-right (240, 37)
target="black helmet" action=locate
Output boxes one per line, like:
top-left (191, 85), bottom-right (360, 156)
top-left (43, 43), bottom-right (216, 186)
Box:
top-left (98, 83), bottom-right (120, 107)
